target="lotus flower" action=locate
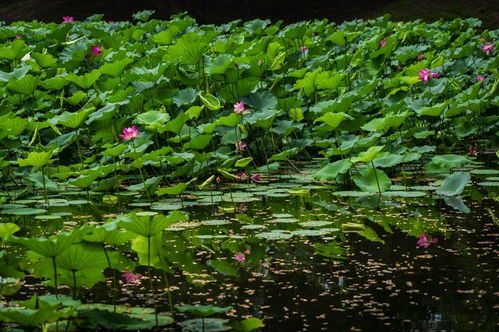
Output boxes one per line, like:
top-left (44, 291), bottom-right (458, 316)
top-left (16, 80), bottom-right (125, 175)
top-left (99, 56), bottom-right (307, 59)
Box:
top-left (299, 46), bottom-right (309, 52)
top-left (234, 249), bottom-right (251, 262)
top-left (10, 35), bottom-right (23, 40)
top-left (122, 271), bottom-right (143, 285)
top-left (62, 16), bottom-right (75, 23)
top-left (234, 102), bottom-right (249, 114)
top-left (476, 75), bottom-right (485, 81)
top-left (234, 252), bottom-right (246, 262)
top-left (108, 20), bottom-right (115, 24)
top-left (236, 173), bottom-right (248, 181)
top-left (251, 174), bottom-right (261, 182)
top-left (90, 45), bottom-right (102, 56)
top-left (379, 39), bottom-right (387, 48)
top-left (236, 203), bottom-right (248, 213)
top-left (418, 69), bottom-right (440, 84)
top-left (119, 126), bottom-right (140, 141)
top-left (468, 146), bottom-right (478, 155)
top-left (235, 141), bottom-right (247, 151)
top-left (417, 53), bottom-right (425, 60)
top-left (481, 42), bottom-right (494, 55)
top-left (417, 234), bottom-right (438, 248)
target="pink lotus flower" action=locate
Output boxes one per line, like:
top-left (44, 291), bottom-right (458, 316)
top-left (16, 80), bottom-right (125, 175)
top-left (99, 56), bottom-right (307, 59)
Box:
top-left (10, 35), bottom-right (23, 40)
top-left (122, 271), bottom-right (143, 285)
top-left (418, 69), bottom-right (440, 84)
top-left (236, 173), bottom-right (248, 181)
top-left (299, 46), bottom-right (309, 52)
top-left (476, 75), bottom-right (485, 81)
top-left (379, 39), bottom-right (387, 48)
top-left (468, 147), bottom-right (478, 155)
top-left (251, 174), bottom-right (261, 182)
top-left (62, 16), bottom-right (75, 24)
top-left (417, 234), bottom-right (439, 248)
top-left (235, 141), bottom-right (247, 152)
top-left (234, 249), bottom-right (251, 263)
top-left (119, 126), bottom-right (140, 141)
top-left (90, 45), bottom-right (102, 56)
top-left (234, 252), bottom-right (246, 262)
top-left (108, 20), bottom-right (115, 24)
top-left (236, 202), bottom-right (248, 213)
top-left (417, 53), bottom-right (425, 60)
top-left (233, 102), bottom-right (249, 114)
top-left (481, 42), bottom-right (494, 55)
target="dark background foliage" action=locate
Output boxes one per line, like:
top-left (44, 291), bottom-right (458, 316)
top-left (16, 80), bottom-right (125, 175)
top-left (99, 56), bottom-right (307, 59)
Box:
top-left (0, 0), bottom-right (497, 28)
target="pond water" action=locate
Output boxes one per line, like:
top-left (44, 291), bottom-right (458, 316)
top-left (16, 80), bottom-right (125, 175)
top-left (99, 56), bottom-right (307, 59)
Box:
top-left (2, 164), bottom-right (498, 331)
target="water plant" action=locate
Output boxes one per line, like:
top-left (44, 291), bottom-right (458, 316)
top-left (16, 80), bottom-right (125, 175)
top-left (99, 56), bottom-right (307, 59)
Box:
top-left (0, 9), bottom-right (496, 331)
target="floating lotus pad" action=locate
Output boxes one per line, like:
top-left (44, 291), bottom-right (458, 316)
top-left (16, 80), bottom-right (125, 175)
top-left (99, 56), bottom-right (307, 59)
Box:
top-left (381, 191), bottom-right (427, 197)
top-left (332, 191), bottom-right (372, 197)
top-left (150, 203), bottom-right (183, 211)
top-left (201, 219), bottom-right (232, 226)
top-left (179, 318), bottom-right (230, 332)
top-left (256, 230), bottom-right (293, 240)
top-left (265, 192), bottom-right (290, 198)
top-left (34, 214), bottom-right (63, 220)
top-left (241, 224), bottom-right (266, 230)
top-left (291, 229), bottom-right (331, 236)
top-left (477, 182), bottom-right (499, 187)
top-left (470, 169), bottom-right (499, 175)
top-left (410, 185), bottom-right (438, 191)
top-left (2, 208), bottom-right (47, 215)
top-left (272, 213), bottom-right (294, 218)
top-left (299, 221), bottom-right (333, 227)
top-left (267, 218), bottom-right (298, 224)
top-left (197, 235), bottom-right (230, 239)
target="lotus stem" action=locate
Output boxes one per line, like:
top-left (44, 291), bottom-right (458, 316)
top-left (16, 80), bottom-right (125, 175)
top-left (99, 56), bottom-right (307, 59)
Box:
top-left (102, 245), bottom-right (117, 312)
top-left (370, 161), bottom-right (382, 196)
top-left (71, 269), bottom-right (77, 298)
top-left (131, 140), bottom-right (151, 202)
top-left (162, 270), bottom-right (174, 314)
top-left (51, 256), bottom-right (58, 298)
top-left (147, 235), bottom-right (159, 326)
top-left (41, 166), bottom-right (49, 206)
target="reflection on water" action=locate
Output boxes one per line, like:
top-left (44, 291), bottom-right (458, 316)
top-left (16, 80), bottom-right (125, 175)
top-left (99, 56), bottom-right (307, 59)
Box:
top-left (2, 172), bottom-right (498, 331)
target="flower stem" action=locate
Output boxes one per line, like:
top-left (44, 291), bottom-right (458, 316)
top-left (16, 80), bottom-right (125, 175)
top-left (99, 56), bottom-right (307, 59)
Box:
top-left (147, 236), bottom-right (159, 326)
top-left (102, 245), bottom-right (117, 312)
top-left (51, 256), bottom-right (58, 298)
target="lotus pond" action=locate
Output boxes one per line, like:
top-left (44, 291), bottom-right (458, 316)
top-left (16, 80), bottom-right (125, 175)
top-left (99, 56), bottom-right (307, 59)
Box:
top-left (0, 10), bottom-right (498, 332)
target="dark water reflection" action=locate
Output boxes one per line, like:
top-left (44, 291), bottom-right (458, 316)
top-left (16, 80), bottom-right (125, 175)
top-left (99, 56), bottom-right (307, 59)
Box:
top-left (4, 179), bottom-right (499, 331)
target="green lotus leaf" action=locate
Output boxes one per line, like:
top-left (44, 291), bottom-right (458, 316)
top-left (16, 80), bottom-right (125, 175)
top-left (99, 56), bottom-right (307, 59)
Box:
top-left (175, 304), bottom-right (233, 317)
top-left (137, 110), bottom-right (170, 131)
top-left (351, 146), bottom-right (384, 163)
top-left (118, 210), bottom-right (188, 237)
top-left (65, 70), bottom-right (101, 89)
top-left (10, 231), bottom-right (79, 258)
top-left (436, 172), bottom-right (471, 196)
top-left (7, 74), bottom-right (39, 94)
top-left (200, 93), bottom-right (222, 111)
top-left (353, 167), bottom-right (391, 193)
top-left (156, 182), bottom-right (187, 196)
top-left (313, 159), bottom-right (352, 181)
top-left (228, 317), bottom-right (265, 332)
top-left (17, 151), bottom-right (53, 168)
top-left (98, 57), bottom-right (133, 76)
